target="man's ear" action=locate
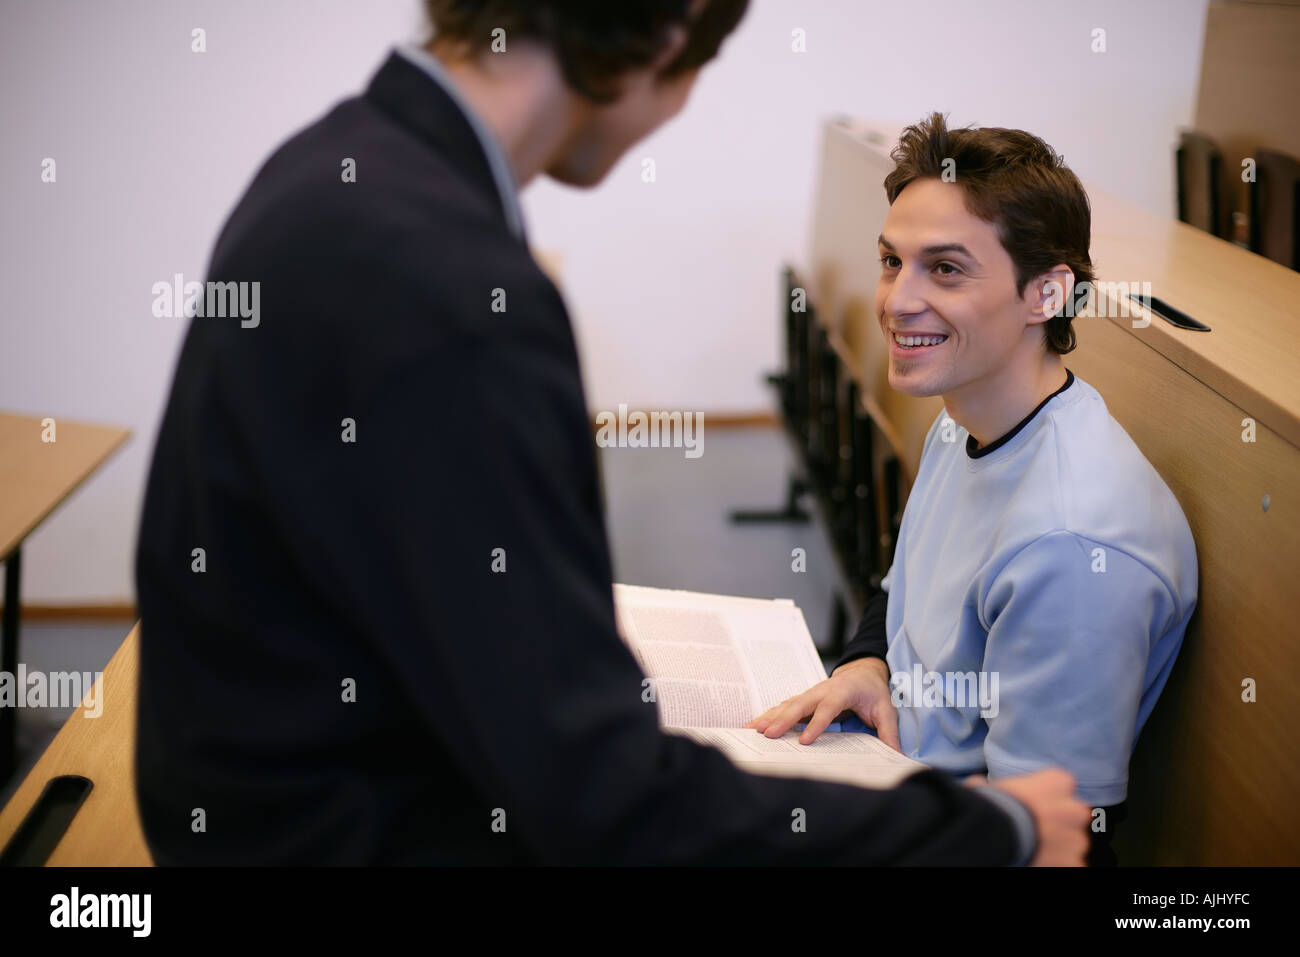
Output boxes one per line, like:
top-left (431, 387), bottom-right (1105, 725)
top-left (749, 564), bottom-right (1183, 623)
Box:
top-left (654, 0), bottom-right (709, 72)
top-left (1028, 265), bottom-right (1075, 325)
top-left (649, 22), bottom-right (691, 76)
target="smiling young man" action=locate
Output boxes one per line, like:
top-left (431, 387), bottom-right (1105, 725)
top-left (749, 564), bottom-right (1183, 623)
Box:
top-left (752, 112), bottom-right (1199, 864)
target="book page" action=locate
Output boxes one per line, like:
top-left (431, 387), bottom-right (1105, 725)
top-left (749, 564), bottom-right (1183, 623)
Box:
top-left (671, 726), bottom-right (927, 790)
top-left (613, 584), bottom-right (827, 727)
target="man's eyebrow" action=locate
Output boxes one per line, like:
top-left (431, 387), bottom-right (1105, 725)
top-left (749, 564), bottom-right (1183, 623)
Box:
top-left (877, 235), bottom-right (977, 259)
top-left (921, 242), bottom-right (977, 258)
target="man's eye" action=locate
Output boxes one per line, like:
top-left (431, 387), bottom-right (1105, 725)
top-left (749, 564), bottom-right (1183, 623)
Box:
top-left (879, 255), bottom-right (900, 269)
top-left (935, 262), bottom-right (961, 276)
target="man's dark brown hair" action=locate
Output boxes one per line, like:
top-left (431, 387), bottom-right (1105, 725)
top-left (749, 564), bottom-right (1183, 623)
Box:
top-left (883, 112), bottom-right (1095, 355)
top-left (423, 0), bottom-right (750, 104)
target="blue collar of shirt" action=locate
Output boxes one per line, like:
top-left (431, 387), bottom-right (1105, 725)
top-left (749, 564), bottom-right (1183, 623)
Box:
top-left (393, 44), bottom-right (527, 243)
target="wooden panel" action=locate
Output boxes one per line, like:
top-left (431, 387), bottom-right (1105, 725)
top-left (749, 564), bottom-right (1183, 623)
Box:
top-left (0, 604), bottom-right (137, 622)
top-left (0, 625), bottom-right (153, 865)
top-left (0, 412), bottom-right (130, 560)
top-left (1194, 0), bottom-right (1300, 224)
top-left (807, 121), bottom-right (942, 485)
top-left (808, 117), bottom-right (899, 364)
top-left (1071, 313), bottom-right (1300, 864)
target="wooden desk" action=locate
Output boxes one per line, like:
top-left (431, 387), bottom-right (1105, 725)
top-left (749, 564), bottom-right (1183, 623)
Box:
top-left (0, 411), bottom-right (130, 781)
top-left (0, 624), bottom-right (152, 865)
top-left (1086, 189), bottom-right (1300, 447)
top-left (805, 118), bottom-right (1300, 864)
top-left (1072, 194), bottom-right (1300, 865)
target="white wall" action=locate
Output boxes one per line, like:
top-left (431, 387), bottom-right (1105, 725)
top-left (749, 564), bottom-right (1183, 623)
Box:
top-left (0, 0), bottom-right (1208, 603)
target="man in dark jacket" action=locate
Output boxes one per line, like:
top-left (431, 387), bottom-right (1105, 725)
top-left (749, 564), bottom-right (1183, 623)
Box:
top-left (135, 0), bottom-right (1089, 865)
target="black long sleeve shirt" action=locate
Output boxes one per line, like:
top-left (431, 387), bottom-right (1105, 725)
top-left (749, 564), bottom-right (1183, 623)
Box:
top-left (837, 589), bottom-right (890, 670)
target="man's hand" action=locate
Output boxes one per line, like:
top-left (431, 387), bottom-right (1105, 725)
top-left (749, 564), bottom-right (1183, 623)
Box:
top-left (745, 657), bottom-right (901, 750)
top-left (971, 769), bottom-right (1092, 866)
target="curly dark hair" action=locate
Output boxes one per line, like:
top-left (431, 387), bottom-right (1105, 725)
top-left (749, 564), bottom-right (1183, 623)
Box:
top-left (883, 112), bottom-right (1095, 355)
top-left (421, 0), bottom-right (750, 104)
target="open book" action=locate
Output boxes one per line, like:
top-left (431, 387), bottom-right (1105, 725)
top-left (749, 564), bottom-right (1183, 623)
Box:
top-left (613, 584), bottom-right (926, 789)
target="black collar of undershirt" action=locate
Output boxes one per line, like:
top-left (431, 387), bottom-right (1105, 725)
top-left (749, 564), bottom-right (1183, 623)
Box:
top-left (966, 368), bottom-right (1075, 459)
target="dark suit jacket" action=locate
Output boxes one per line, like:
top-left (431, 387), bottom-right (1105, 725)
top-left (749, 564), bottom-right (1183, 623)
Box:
top-left (134, 50), bottom-right (1024, 865)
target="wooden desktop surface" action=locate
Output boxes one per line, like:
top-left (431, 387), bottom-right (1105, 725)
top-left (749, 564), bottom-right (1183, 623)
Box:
top-left (0, 412), bottom-right (130, 560)
top-left (0, 624), bottom-right (152, 865)
top-left (1087, 188), bottom-right (1300, 449)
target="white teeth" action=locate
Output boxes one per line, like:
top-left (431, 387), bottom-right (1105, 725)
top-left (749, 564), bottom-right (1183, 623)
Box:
top-left (894, 333), bottom-right (948, 347)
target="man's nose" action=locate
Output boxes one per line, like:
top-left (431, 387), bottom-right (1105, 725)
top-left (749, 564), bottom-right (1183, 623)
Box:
top-left (880, 266), bottom-right (927, 323)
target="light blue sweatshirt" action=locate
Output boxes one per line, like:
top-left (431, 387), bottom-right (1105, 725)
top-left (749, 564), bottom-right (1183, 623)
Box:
top-left (882, 369), bottom-right (1198, 806)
